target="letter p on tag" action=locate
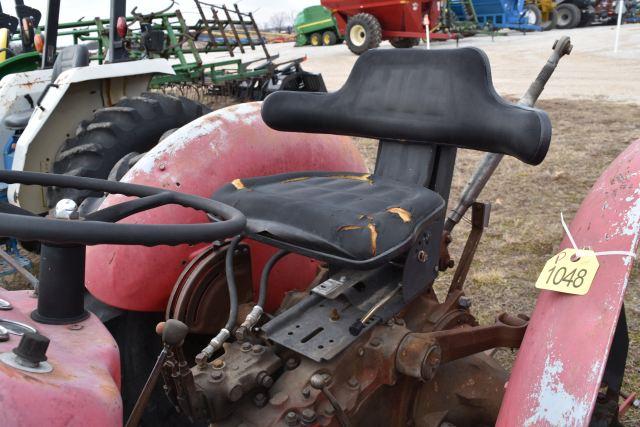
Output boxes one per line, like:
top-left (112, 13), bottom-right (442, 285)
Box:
top-left (535, 248), bottom-right (599, 295)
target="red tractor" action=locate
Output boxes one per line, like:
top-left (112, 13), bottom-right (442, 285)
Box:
top-left (321, 0), bottom-right (456, 54)
top-left (0, 34), bottom-right (637, 427)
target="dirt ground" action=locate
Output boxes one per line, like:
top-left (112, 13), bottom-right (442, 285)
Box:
top-left (356, 98), bottom-right (640, 423)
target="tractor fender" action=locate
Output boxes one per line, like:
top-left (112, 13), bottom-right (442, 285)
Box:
top-left (85, 102), bottom-right (367, 312)
top-left (0, 68), bottom-right (52, 171)
top-left (9, 58), bottom-right (174, 214)
top-left (498, 140), bottom-right (640, 425)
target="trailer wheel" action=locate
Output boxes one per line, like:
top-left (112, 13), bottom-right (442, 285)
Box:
top-left (310, 32), bottom-right (322, 46)
top-left (389, 37), bottom-right (420, 48)
top-left (47, 93), bottom-right (210, 207)
top-left (556, 2), bottom-right (580, 28)
top-left (523, 4), bottom-right (542, 26)
top-left (346, 13), bottom-right (382, 55)
top-left (322, 31), bottom-right (337, 46)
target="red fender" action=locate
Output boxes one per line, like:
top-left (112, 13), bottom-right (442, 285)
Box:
top-left (85, 102), bottom-right (367, 312)
top-left (498, 140), bottom-right (640, 425)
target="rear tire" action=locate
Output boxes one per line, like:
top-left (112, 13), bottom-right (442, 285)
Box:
top-left (556, 2), bottom-right (581, 28)
top-left (389, 37), bottom-right (420, 48)
top-left (309, 32), bottom-right (322, 46)
top-left (322, 31), bottom-right (337, 46)
top-left (346, 13), bottom-right (382, 55)
top-left (47, 93), bottom-right (210, 207)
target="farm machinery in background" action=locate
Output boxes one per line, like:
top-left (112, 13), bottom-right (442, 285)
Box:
top-left (294, 5), bottom-right (343, 47)
top-left (320, 0), bottom-right (458, 54)
top-left (0, 0), bottom-right (326, 276)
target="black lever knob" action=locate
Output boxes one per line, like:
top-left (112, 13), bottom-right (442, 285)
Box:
top-left (13, 332), bottom-right (49, 364)
top-left (161, 319), bottom-right (189, 347)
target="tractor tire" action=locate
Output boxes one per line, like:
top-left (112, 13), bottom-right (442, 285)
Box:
top-left (389, 37), bottom-right (420, 48)
top-left (346, 13), bottom-right (382, 55)
top-left (309, 32), bottom-right (322, 46)
top-left (322, 30), bottom-right (337, 46)
top-left (47, 93), bottom-right (210, 207)
top-left (523, 4), bottom-right (543, 26)
top-left (541, 8), bottom-right (559, 30)
top-left (556, 2), bottom-right (581, 28)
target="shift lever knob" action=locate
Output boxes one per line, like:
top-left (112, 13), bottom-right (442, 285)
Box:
top-left (160, 319), bottom-right (189, 347)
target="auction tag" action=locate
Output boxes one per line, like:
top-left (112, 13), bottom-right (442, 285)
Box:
top-left (535, 248), bottom-right (599, 295)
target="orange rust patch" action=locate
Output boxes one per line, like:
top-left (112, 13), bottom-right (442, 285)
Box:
top-left (332, 174), bottom-right (372, 183)
top-left (367, 223), bottom-right (378, 255)
top-left (231, 179), bottom-right (246, 190)
top-left (282, 176), bottom-right (310, 183)
top-left (387, 207), bottom-right (412, 223)
top-left (338, 225), bottom-right (364, 232)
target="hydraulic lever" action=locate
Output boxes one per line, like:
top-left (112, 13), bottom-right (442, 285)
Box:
top-left (126, 319), bottom-right (189, 427)
top-left (444, 36), bottom-right (573, 234)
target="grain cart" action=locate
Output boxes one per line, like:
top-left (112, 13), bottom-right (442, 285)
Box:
top-left (294, 5), bottom-right (343, 46)
top-left (3, 36), bottom-right (631, 427)
top-left (321, 0), bottom-right (457, 54)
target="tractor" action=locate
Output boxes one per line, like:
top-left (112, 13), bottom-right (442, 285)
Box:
top-left (2, 32), bottom-right (634, 427)
top-left (0, 0), bottom-right (326, 247)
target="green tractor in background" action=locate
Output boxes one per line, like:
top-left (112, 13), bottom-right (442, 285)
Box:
top-left (294, 5), bottom-right (343, 46)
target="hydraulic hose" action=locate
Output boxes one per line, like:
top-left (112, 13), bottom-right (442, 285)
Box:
top-left (258, 249), bottom-right (289, 308)
top-left (195, 235), bottom-right (242, 365)
top-left (236, 249), bottom-right (289, 341)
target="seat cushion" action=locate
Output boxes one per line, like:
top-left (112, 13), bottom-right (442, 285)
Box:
top-left (3, 109), bottom-right (33, 129)
top-left (213, 171), bottom-right (445, 263)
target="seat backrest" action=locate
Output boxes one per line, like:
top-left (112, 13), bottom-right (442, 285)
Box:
top-left (262, 47), bottom-right (551, 166)
top-left (51, 45), bottom-right (90, 82)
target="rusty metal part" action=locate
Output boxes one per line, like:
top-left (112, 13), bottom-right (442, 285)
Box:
top-left (396, 312), bottom-right (528, 381)
top-left (448, 202), bottom-right (491, 295)
top-left (165, 243), bottom-right (253, 335)
top-left (191, 341), bottom-right (283, 422)
top-left (438, 231), bottom-right (454, 272)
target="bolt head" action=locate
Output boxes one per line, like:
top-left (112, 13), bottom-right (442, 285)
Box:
top-left (458, 296), bottom-right (472, 309)
top-left (212, 358), bottom-right (224, 369)
top-left (241, 342), bottom-right (252, 352)
top-left (285, 411), bottom-right (299, 426)
top-left (210, 370), bottom-right (224, 382)
top-left (301, 408), bottom-right (317, 424)
top-left (252, 344), bottom-right (265, 354)
top-left (347, 377), bottom-right (359, 388)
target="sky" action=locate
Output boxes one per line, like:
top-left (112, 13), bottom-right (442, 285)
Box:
top-left (2, 0), bottom-right (318, 27)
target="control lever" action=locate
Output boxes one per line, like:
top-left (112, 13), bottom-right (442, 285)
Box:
top-left (125, 319), bottom-right (189, 427)
top-left (444, 36), bottom-right (573, 234)
top-left (396, 313), bottom-right (529, 381)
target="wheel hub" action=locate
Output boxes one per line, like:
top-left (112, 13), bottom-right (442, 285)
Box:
top-left (350, 24), bottom-right (367, 47)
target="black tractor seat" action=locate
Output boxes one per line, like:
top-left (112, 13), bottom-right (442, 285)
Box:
top-left (214, 171), bottom-right (445, 267)
top-left (3, 110), bottom-right (33, 129)
top-left (213, 47), bottom-right (552, 271)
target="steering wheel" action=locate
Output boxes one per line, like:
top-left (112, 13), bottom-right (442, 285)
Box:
top-left (0, 170), bottom-right (246, 246)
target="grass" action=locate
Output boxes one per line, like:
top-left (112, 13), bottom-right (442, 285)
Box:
top-left (356, 98), bottom-right (640, 423)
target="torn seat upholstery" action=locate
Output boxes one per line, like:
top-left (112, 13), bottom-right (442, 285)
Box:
top-left (213, 171), bottom-right (445, 267)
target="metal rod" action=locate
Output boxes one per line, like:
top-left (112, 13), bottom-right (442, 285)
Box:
top-left (125, 347), bottom-right (168, 427)
top-left (444, 36), bottom-right (572, 233)
top-left (0, 247), bottom-right (38, 290)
